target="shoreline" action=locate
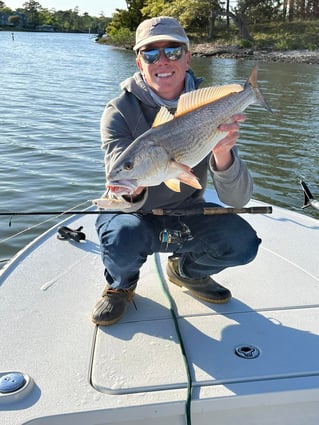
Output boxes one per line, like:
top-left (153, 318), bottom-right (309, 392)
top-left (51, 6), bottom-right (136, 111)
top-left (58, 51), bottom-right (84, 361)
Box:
top-left (190, 44), bottom-right (319, 64)
top-left (101, 40), bottom-right (319, 64)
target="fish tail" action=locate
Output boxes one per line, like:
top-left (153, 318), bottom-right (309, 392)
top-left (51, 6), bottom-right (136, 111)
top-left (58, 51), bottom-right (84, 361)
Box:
top-left (245, 66), bottom-right (272, 113)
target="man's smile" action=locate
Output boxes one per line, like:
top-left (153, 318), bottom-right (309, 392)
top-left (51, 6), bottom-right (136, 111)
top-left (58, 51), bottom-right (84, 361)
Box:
top-left (155, 72), bottom-right (175, 78)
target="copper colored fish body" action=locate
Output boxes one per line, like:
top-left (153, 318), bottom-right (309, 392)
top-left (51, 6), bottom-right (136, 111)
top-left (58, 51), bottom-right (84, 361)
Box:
top-left (107, 66), bottom-right (271, 194)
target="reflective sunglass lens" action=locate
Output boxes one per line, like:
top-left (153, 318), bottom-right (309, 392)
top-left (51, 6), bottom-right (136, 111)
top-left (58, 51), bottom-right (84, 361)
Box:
top-left (140, 49), bottom-right (160, 64)
top-left (164, 46), bottom-right (184, 60)
top-left (140, 46), bottom-right (185, 64)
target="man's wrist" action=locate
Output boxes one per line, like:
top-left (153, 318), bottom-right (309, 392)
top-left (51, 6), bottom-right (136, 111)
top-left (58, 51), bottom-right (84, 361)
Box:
top-left (211, 151), bottom-right (234, 171)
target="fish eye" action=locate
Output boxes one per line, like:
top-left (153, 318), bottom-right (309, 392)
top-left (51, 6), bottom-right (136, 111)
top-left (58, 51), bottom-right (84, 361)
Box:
top-left (124, 160), bottom-right (133, 170)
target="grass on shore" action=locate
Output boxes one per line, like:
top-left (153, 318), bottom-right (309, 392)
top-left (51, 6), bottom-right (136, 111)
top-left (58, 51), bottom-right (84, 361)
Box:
top-left (210, 20), bottom-right (319, 51)
top-left (102, 20), bottom-right (319, 52)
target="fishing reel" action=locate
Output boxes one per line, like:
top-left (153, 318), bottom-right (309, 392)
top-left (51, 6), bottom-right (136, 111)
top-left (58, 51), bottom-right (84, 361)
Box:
top-left (57, 226), bottom-right (86, 243)
top-left (159, 222), bottom-right (193, 247)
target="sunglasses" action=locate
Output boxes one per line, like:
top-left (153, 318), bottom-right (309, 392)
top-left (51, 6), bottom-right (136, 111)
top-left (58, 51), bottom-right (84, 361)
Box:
top-left (139, 46), bottom-right (186, 65)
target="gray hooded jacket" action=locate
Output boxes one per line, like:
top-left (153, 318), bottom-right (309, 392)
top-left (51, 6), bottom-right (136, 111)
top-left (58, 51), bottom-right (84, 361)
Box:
top-left (100, 71), bottom-right (253, 211)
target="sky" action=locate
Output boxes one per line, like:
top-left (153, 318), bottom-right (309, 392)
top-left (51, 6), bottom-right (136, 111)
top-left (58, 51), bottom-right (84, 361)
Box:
top-left (5, 0), bottom-right (128, 17)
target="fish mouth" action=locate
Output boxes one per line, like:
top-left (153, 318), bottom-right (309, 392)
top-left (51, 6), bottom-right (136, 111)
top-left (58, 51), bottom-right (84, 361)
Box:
top-left (107, 180), bottom-right (138, 196)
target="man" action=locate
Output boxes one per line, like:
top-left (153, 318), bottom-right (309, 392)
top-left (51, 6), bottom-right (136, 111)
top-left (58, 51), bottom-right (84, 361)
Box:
top-left (92, 16), bottom-right (261, 326)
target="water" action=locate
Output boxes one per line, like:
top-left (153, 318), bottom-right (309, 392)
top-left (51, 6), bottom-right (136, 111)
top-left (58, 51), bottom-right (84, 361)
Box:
top-left (1, 32), bottom-right (318, 266)
top-left (189, 57), bottom-right (319, 210)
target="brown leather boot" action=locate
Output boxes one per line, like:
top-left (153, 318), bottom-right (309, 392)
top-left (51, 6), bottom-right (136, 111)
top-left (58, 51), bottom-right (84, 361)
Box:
top-left (166, 256), bottom-right (231, 304)
top-left (91, 285), bottom-right (136, 326)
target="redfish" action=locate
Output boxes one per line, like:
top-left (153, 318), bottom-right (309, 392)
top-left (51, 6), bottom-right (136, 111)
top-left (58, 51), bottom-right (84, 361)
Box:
top-left (107, 66), bottom-right (271, 194)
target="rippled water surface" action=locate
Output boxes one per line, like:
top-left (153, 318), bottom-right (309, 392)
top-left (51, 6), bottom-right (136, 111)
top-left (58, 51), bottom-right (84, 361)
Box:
top-left (1, 32), bottom-right (318, 265)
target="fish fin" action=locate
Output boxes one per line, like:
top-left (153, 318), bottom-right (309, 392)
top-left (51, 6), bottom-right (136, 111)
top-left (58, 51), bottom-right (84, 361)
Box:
top-left (164, 161), bottom-right (202, 191)
top-left (178, 173), bottom-right (202, 190)
top-left (164, 174), bottom-right (202, 192)
top-left (164, 179), bottom-right (181, 192)
top-left (164, 161), bottom-right (202, 192)
top-left (174, 84), bottom-right (244, 118)
top-left (152, 83), bottom-right (244, 127)
top-left (152, 108), bottom-right (175, 128)
top-left (245, 66), bottom-right (272, 113)
top-left (246, 66), bottom-right (258, 89)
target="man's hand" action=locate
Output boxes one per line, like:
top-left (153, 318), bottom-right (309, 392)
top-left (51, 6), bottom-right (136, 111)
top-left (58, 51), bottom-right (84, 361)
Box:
top-left (213, 113), bottom-right (246, 171)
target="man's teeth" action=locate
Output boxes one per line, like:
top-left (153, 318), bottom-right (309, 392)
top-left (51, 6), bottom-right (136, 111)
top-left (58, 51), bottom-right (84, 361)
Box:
top-left (157, 72), bottom-right (173, 78)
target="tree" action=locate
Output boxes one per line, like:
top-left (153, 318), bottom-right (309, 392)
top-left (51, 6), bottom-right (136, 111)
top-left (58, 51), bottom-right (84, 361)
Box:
top-left (207, 0), bottom-right (222, 40)
top-left (221, 8), bottom-right (253, 41)
top-left (22, 0), bottom-right (42, 27)
top-left (8, 15), bottom-right (22, 26)
top-left (288, 0), bottom-right (295, 20)
top-left (107, 0), bottom-right (144, 33)
top-left (225, 0), bottom-right (230, 27)
top-left (299, 0), bottom-right (306, 19)
top-left (282, 0), bottom-right (288, 20)
top-left (0, 3), bottom-right (13, 16)
top-left (281, 0), bottom-right (319, 20)
top-left (141, 0), bottom-right (221, 38)
top-left (237, 0), bottom-right (280, 24)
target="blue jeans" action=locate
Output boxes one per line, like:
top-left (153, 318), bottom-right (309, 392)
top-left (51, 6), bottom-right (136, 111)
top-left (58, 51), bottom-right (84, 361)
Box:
top-left (95, 203), bottom-right (261, 289)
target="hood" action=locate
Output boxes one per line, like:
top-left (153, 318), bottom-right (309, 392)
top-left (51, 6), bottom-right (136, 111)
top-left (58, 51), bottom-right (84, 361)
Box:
top-left (120, 70), bottom-right (204, 108)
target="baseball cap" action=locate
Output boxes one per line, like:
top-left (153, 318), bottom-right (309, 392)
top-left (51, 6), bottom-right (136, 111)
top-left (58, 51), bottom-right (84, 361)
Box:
top-left (133, 16), bottom-right (190, 51)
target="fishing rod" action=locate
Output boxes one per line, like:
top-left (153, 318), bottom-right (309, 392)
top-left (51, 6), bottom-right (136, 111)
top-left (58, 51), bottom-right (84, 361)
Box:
top-left (300, 180), bottom-right (319, 211)
top-left (0, 205), bottom-right (272, 216)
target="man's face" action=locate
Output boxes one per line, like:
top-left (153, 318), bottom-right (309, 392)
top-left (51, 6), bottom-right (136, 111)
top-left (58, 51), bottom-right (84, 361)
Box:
top-left (136, 41), bottom-right (191, 100)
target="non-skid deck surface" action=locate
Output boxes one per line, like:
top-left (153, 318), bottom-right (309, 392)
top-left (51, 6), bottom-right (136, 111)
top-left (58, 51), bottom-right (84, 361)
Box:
top-left (1, 195), bottom-right (319, 425)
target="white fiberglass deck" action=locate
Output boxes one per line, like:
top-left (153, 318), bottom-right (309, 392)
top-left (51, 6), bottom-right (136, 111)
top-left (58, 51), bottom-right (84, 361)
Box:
top-left (1, 191), bottom-right (319, 425)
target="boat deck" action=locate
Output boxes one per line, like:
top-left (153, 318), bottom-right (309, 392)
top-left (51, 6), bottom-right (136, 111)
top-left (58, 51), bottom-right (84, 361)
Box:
top-left (1, 192), bottom-right (319, 425)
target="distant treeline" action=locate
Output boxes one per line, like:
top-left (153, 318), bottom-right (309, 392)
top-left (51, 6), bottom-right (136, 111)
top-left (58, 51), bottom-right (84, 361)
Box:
top-left (106, 0), bottom-right (319, 44)
top-left (0, 0), bottom-right (112, 33)
top-left (1, 0), bottom-right (319, 43)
